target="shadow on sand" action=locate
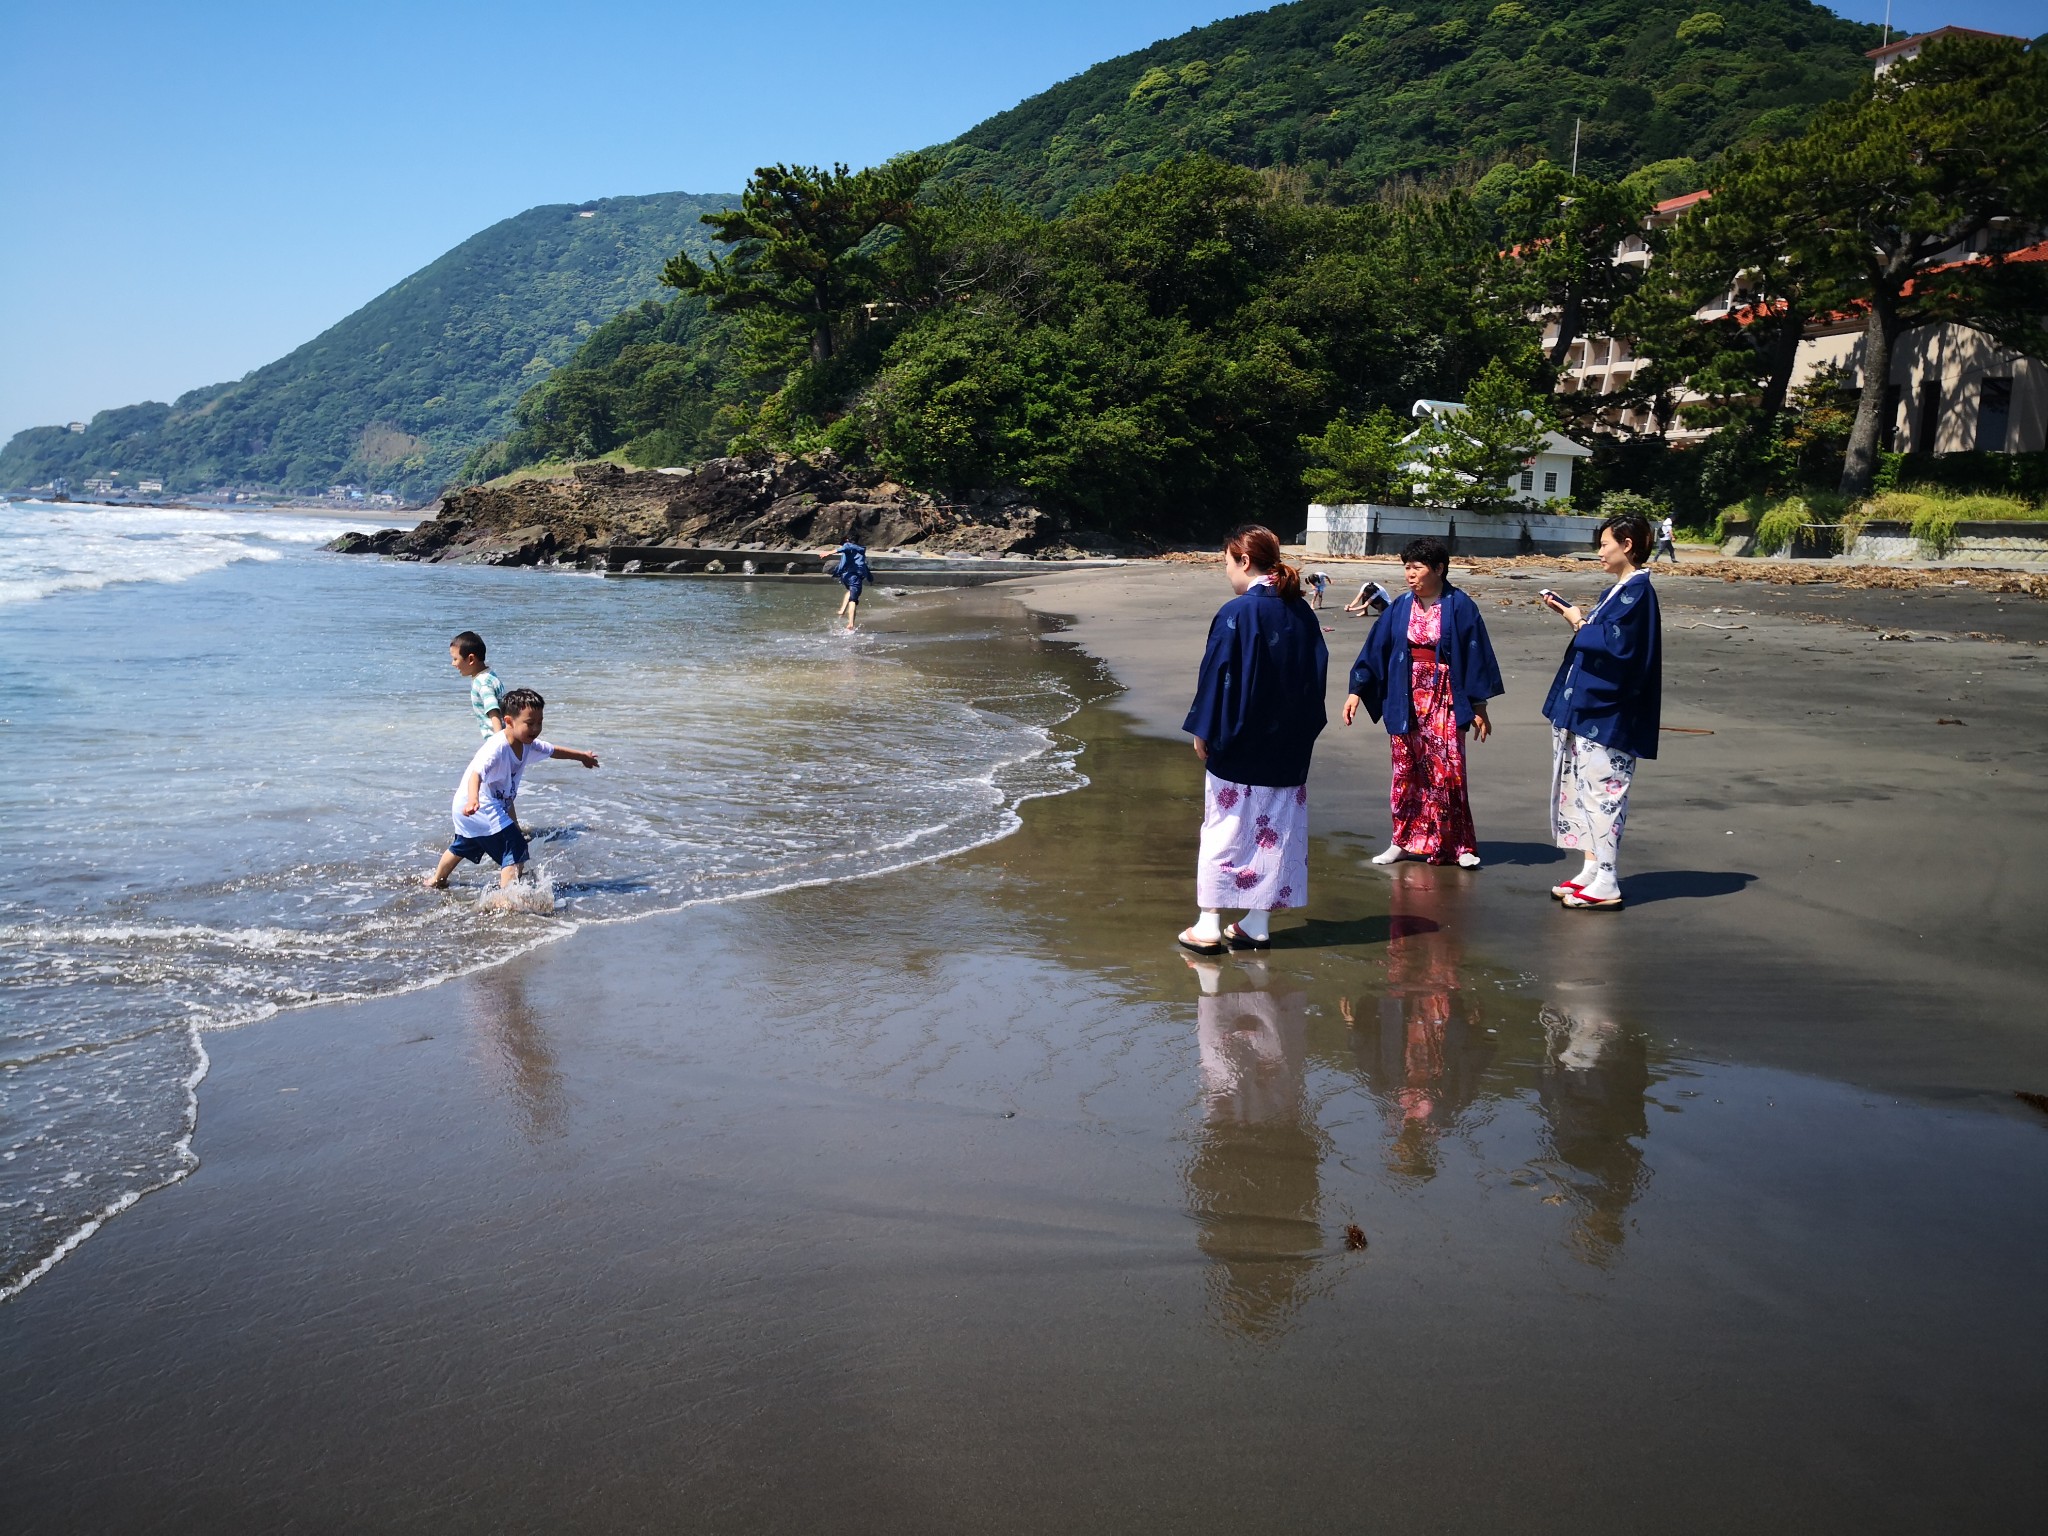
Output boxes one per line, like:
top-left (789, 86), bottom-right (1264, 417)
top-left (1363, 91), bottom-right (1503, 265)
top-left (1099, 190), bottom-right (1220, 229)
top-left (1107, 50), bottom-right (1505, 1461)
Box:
top-left (1478, 841), bottom-right (1570, 868)
top-left (1619, 870), bottom-right (1757, 905)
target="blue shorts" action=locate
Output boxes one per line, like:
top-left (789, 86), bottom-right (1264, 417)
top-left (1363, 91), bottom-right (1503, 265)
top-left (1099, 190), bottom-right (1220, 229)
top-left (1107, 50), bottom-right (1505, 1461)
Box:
top-left (449, 824), bottom-right (529, 868)
top-left (843, 581), bottom-right (863, 600)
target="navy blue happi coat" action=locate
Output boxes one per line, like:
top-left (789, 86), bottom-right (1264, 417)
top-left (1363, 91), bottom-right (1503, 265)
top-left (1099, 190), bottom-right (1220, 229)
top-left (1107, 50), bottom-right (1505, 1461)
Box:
top-left (832, 542), bottom-right (872, 592)
top-left (1542, 572), bottom-right (1663, 759)
top-left (1345, 586), bottom-right (1504, 736)
top-left (1182, 581), bottom-right (1329, 787)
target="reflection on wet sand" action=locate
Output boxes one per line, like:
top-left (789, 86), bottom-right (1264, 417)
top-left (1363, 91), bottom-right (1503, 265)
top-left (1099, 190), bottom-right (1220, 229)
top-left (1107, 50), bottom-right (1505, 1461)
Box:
top-left (461, 967), bottom-right (568, 1141)
top-left (1336, 865), bottom-right (1653, 1266)
top-left (1183, 956), bottom-right (1330, 1338)
top-left (1535, 1004), bottom-right (1651, 1264)
top-left (1343, 864), bottom-right (1496, 1181)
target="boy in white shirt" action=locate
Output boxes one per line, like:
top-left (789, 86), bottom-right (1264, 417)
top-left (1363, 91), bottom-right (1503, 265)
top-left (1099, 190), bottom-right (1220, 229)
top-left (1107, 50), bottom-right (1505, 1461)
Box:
top-left (423, 688), bottom-right (600, 889)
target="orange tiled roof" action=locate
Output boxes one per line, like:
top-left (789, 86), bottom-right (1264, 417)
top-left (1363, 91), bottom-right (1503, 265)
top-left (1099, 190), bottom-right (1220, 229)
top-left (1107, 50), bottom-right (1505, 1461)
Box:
top-left (1866, 26), bottom-right (2030, 61)
top-left (1653, 190), bottom-right (1711, 215)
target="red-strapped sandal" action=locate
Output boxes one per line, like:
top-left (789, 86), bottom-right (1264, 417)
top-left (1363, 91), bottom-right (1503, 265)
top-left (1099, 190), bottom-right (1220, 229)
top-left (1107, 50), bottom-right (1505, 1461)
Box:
top-left (1560, 890), bottom-right (1624, 911)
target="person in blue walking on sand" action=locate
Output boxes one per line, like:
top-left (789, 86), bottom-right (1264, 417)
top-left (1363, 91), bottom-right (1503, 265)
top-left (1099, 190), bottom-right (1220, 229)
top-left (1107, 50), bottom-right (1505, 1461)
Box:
top-left (824, 540), bottom-right (872, 631)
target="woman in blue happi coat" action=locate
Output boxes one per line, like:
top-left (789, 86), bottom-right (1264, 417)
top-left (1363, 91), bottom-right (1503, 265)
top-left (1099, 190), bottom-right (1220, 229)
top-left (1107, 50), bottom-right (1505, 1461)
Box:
top-left (1342, 535), bottom-right (1504, 868)
top-left (1178, 525), bottom-right (1328, 955)
top-left (1538, 512), bottom-right (1663, 910)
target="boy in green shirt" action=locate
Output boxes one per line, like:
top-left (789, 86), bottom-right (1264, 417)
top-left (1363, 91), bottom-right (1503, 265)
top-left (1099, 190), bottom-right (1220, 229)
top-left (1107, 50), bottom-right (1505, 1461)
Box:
top-left (450, 630), bottom-right (504, 736)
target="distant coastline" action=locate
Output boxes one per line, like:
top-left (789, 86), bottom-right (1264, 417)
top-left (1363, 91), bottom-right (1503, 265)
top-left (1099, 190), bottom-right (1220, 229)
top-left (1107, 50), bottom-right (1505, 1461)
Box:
top-left (3, 494), bottom-right (421, 519)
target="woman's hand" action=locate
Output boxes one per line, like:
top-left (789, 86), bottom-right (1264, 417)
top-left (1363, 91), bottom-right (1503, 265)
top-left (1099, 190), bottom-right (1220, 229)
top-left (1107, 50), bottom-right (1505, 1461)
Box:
top-left (1191, 736), bottom-right (1208, 762)
top-left (1469, 703), bottom-right (1492, 743)
top-left (1342, 693), bottom-right (1363, 726)
top-left (1557, 603), bottom-right (1584, 630)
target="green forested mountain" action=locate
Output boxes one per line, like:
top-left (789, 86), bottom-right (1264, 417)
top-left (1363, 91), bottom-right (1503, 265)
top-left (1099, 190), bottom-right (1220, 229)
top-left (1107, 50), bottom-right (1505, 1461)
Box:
top-left (0, 193), bottom-right (732, 501)
top-left (938, 0), bottom-right (1881, 210)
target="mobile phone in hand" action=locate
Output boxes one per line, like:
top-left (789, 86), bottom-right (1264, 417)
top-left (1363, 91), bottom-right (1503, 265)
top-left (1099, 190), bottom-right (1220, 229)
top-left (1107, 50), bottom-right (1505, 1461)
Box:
top-left (1538, 588), bottom-right (1565, 610)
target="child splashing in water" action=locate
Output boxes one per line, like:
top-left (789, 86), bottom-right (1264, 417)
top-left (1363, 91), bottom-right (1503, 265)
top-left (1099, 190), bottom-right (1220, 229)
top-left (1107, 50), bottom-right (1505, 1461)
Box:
top-left (424, 688), bottom-right (600, 894)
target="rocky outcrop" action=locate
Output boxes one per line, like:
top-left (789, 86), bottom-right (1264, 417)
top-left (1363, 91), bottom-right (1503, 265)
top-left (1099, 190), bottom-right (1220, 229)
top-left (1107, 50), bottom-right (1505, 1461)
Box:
top-left (326, 452), bottom-right (1115, 565)
top-left (325, 527), bottom-right (408, 555)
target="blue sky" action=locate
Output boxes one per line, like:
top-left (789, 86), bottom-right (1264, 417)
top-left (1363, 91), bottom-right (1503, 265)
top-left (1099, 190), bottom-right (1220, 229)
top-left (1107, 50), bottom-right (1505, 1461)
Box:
top-left (0, 0), bottom-right (2038, 441)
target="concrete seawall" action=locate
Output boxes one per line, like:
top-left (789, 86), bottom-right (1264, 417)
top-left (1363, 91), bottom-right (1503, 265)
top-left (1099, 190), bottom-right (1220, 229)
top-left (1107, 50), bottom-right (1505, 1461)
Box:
top-left (1843, 519), bottom-right (2048, 566)
top-left (1304, 502), bottom-right (1601, 558)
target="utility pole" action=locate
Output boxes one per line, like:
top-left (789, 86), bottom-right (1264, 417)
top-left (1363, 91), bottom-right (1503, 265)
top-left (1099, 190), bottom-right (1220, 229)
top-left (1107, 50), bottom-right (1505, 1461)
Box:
top-left (1881, 0), bottom-right (1891, 47)
top-left (1570, 117), bottom-right (1581, 178)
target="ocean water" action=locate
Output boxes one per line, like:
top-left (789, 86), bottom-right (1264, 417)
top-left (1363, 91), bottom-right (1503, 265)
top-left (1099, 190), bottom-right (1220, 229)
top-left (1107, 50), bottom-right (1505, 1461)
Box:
top-left (0, 502), bottom-right (1086, 1296)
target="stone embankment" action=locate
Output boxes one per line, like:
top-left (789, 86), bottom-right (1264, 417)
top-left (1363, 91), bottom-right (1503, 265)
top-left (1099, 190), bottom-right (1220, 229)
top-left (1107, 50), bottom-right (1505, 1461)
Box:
top-left (327, 453), bottom-right (1103, 565)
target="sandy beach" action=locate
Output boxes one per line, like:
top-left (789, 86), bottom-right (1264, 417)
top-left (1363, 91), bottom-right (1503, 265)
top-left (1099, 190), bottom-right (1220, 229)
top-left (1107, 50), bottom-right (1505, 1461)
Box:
top-left (4, 566), bottom-right (2046, 1534)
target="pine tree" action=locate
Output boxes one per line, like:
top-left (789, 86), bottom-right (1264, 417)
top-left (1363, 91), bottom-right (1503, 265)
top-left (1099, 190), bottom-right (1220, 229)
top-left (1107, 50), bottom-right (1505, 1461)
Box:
top-left (664, 158), bottom-right (931, 368)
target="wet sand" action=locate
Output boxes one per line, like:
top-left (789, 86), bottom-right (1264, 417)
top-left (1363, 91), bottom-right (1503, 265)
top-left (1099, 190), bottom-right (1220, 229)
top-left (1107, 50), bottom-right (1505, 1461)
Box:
top-left (1004, 561), bottom-right (2048, 1089)
top-left (4, 575), bottom-right (2046, 1533)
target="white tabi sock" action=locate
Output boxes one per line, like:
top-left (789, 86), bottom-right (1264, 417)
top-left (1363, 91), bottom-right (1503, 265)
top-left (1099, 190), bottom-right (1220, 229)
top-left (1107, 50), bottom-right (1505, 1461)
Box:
top-left (1236, 910), bottom-right (1270, 942)
top-left (1370, 843), bottom-right (1407, 865)
top-left (1191, 910), bottom-right (1223, 941)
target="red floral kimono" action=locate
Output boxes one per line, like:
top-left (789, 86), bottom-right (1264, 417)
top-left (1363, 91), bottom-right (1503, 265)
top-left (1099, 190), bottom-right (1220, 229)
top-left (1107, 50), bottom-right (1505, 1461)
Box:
top-left (1387, 600), bottom-right (1478, 862)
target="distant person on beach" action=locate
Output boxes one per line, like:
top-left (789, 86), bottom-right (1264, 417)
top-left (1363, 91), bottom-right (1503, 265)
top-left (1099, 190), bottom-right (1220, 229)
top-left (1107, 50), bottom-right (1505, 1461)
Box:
top-left (1539, 512), bottom-right (1663, 911)
top-left (825, 540), bottom-right (872, 631)
top-left (1305, 569), bottom-right (1330, 609)
top-left (1344, 580), bottom-right (1392, 618)
top-left (1653, 515), bottom-right (1677, 564)
top-left (424, 688), bottom-right (600, 891)
top-left (1342, 535), bottom-right (1503, 869)
top-left (450, 631), bottom-right (504, 736)
top-left (1179, 525), bottom-right (1328, 955)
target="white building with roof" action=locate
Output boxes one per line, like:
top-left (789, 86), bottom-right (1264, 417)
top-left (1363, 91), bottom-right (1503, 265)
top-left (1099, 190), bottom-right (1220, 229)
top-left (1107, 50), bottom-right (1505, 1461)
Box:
top-left (1304, 400), bottom-right (1600, 557)
top-left (1406, 399), bottom-right (1592, 504)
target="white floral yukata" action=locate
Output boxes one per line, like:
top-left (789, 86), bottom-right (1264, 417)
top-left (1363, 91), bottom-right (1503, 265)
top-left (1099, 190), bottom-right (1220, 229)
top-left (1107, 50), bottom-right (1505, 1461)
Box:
top-left (1197, 776), bottom-right (1310, 913)
top-left (1549, 574), bottom-right (1640, 886)
top-left (1550, 728), bottom-right (1635, 886)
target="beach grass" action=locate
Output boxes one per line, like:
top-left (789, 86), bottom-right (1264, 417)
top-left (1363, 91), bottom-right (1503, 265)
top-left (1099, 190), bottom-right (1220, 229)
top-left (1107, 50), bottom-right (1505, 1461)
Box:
top-left (1724, 485), bottom-right (2047, 557)
top-left (480, 447), bottom-right (633, 489)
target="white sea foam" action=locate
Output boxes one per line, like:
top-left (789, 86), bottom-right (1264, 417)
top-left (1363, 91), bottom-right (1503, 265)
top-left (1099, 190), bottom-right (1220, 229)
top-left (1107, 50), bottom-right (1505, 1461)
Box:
top-left (0, 501), bottom-right (360, 607)
top-left (0, 533), bottom-right (1092, 1300)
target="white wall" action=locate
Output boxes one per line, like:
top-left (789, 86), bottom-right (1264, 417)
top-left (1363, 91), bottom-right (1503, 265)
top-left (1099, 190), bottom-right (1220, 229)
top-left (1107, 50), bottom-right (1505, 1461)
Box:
top-left (1305, 503), bottom-right (1602, 556)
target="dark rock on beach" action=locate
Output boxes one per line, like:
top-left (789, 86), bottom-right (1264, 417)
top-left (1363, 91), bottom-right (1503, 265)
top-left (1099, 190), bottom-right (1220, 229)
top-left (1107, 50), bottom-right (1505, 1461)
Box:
top-left (323, 527), bottom-right (408, 555)
top-left (325, 452), bottom-right (1113, 566)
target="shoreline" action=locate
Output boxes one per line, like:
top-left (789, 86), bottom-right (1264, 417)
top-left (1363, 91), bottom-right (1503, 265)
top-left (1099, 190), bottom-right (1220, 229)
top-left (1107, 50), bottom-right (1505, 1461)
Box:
top-left (3, 566), bottom-right (2045, 1530)
top-left (0, 579), bottom-right (1100, 1306)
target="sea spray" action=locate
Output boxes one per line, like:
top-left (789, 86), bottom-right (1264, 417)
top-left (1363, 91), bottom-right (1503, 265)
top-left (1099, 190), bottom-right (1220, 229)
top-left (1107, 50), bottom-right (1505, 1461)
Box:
top-left (478, 869), bottom-right (557, 915)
